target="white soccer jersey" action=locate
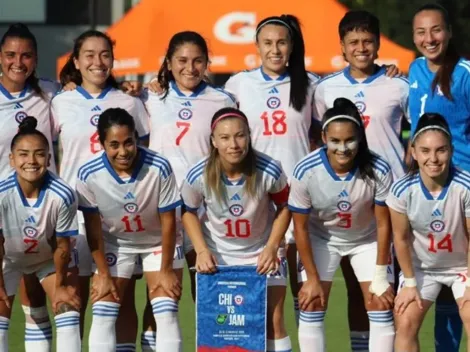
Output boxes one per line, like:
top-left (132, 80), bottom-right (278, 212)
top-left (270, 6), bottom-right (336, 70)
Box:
top-left (180, 152), bottom-right (289, 258)
top-left (224, 68), bottom-right (320, 176)
top-left (76, 147), bottom-right (181, 253)
top-left (0, 171), bottom-right (78, 270)
top-left (386, 168), bottom-right (470, 273)
top-left (51, 86), bottom-right (150, 190)
top-left (0, 79), bottom-right (60, 179)
top-left (143, 81), bottom-right (237, 186)
top-left (288, 147), bottom-right (393, 245)
top-left (313, 67), bottom-right (409, 180)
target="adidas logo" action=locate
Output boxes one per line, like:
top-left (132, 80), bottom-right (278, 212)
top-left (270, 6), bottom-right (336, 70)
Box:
top-left (91, 105), bottom-right (101, 112)
top-left (338, 190), bottom-right (349, 197)
top-left (182, 101), bottom-right (192, 107)
top-left (354, 91), bottom-right (365, 98)
top-left (25, 216), bottom-right (36, 223)
top-left (410, 81), bottom-right (418, 89)
top-left (230, 193), bottom-right (241, 201)
top-left (14, 103), bottom-right (23, 109)
top-left (124, 192), bottom-right (135, 200)
top-left (432, 209), bottom-right (442, 217)
top-left (268, 87), bottom-right (279, 94)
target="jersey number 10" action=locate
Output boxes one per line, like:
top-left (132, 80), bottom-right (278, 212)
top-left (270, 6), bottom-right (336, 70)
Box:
top-left (224, 219), bottom-right (251, 238)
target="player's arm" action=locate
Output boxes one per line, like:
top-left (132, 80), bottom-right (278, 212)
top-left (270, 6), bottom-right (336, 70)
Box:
top-left (53, 235), bottom-right (71, 288)
top-left (0, 233), bottom-right (9, 307)
top-left (390, 209), bottom-right (414, 279)
top-left (83, 212), bottom-right (109, 276)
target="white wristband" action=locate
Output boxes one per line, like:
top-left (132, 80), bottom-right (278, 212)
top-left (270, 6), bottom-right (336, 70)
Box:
top-left (369, 265), bottom-right (390, 296)
top-left (404, 277), bottom-right (417, 287)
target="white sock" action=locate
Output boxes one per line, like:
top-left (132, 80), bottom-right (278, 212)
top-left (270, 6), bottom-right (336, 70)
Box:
top-left (141, 331), bottom-right (156, 351)
top-left (116, 343), bottom-right (136, 351)
top-left (298, 310), bottom-right (326, 352)
top-left (88, 302), bottom-right (120, 352)
top-left (350, 331), bottom-right (369, 352)
top-left (293, 297), bottom-right (300, 327)
top-left (0, 317), bottom-right (9, 351)
top-left (55, 311), bottom-right (81, 352)
top-left (151, 297), bottom-right (182, 352)
top-left (367, 311), bottom-right (395, 352)
top-left (23, 305), bottom-right (52, 352)
top-left (267, 336), bottom-right (292, 351)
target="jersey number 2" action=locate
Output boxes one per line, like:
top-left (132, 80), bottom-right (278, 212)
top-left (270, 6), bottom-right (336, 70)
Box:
top-left (24, 238), bottom-right (39, 254)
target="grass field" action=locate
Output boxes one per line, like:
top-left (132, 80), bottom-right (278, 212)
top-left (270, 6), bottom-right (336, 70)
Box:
top-left (7, 268), bottom-right (466, 351)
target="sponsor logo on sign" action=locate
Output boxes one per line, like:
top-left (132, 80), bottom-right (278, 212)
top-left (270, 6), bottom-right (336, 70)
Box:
top-left (214, 12), bottom-right (256, 44)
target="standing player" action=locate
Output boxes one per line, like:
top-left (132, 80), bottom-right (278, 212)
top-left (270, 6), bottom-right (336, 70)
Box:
top-left (76, 108), bottom-right (183, 352)
top-left (53, 30), bottom-right (150, 349)
top-left (0, 116), bottom-right (81, 351)
top-left (0, 23), bottom-right (61, 351)
top-left (387, 113), bottom-right (470, 351)
top-left (312, 10), bottom-right (408, 350)
top-left (181, 107), bottom-right (292, 352)
top-left (289, 98), bottom-right (395, 352)
top-left (408, 4), bottom-right (470, 350)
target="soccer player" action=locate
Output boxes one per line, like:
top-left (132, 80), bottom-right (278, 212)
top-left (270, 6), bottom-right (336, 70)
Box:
top-left (0, 116), bottom-right (81, 352)
top-left (289, 98), bottom-right (395, 352)
top-left (387, 113), bottom-right (470, 351)
top-left (223, 14), bottom-right (319, 324)
top-left (312, 10), bottom-right (408, 350)
top-left (76, 108), bottom-right (183, 352)
top-left (0, 23), bottom-right (62, 351)
top-left (53, 29), bottom-right (150, 348)
top-left (408, 4), bottom-right (470, 350)
top-left (181, 107), bottom-right (292, 352)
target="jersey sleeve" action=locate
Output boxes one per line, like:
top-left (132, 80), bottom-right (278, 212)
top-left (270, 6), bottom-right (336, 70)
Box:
top-left (133, 99), bottom-right (150, 140)
top-left (385, 180), bottom-right (408, 214)
top-left (288, 175), bottom-right (312, 214)
top-left (223, 75), bottom-right (240, 102)
top-left (373, 160), bottom-right (393, 206)
top-left (55, 195), bottom-right (79, 237)
top-left (464, 188), bottom-right (470, 218)
top-left (50, 101), bottom-right (61, 143)
top-left (268, 164), bottom-right (289, 206)
top-left (157, 166), bottom-right (181, 213)
top-left (76, 178), bottom-right (99, 213)
top-left (180, 176), bottom-right (204, 212)
top-left (400, 79), bottom-right (410, 123)
top-left (312, 83), bottom-right (327, 122)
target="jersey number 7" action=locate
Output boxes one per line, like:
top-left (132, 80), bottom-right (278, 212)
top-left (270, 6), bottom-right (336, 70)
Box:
top-left (176, 122), bottom-right (190, 146)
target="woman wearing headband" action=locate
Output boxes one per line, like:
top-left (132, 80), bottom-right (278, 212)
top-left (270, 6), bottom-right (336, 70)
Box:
top-left (386, 113), bottom-right (470, 351)
top-left (181, 107), bottom-right (293, 352)
top-left (289, 98), bottom-right (394, 352)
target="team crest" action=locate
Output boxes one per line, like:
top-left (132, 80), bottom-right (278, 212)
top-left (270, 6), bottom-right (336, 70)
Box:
top-left (178, 108), bottom-right (192, 120)
top-left (266, 96), bottom-right (281, 109)
top-left (229, 204), bottom-right (244, 217)
top-left (354, 101), bottom-right (366, 114)
top-left (234, 295), bottom-right (244, 305)
top-left (337, 200), bottom-right (352, 212)
top-left (106, 253), bottom-right (117, 266)
top-left (430, 220), bottom-right (445, 232)
top-left (90, 114), bottom-right (100, 126)
top-left (23, 226), bottom-right (38, 239)
top-left (124, 202), bottom-right (139, 213)
top-left (15, 111), bottom-right (28, 123)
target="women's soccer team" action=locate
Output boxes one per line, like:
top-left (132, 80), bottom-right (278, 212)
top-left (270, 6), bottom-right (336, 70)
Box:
top-left (0, 2), bottom-right (469, 352)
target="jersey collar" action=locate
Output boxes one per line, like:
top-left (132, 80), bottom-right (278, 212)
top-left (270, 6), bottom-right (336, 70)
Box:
top-left (419, 168), bottom-right (453, 200)
top-left (320, 147), bottom-right (357, 181)
top-left (343, 65), bottom-right (386, 85)
top-left (101, 147), bottom-right (145, 185)
top-left (221, 173), bottom-right (245, 186)
top-left (14, 171), bottom-right (49, 208)
top-left (170, 80), bottom-right (207, 97)
top-left (260, 67), bottom-right (288, 81)
top-left (0, 82), bottom-right (29, 100)
top-left (76, 85), bottom-right (113, 100)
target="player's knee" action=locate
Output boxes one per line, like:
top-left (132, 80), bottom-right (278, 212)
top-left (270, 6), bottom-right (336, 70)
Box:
top-left (366, 298), bottom-right (388, 312)
top-left (56, 303), bottom-right (78, 315)
top-left (395, 314), bottom-right (419, 338)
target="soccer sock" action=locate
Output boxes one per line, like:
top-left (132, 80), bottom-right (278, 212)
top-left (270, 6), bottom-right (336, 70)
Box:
top-left (116, 343), bottom-right (136, 351)
top-left (435, 302), bottom-right (461, 352)
top-left (0, 317), bottom-right (9, 351)
top-left (23, 305), bottom-right (52, 352)
top-left (55, 311), bottom-right (81, 352)
top-left (267, 336), bottom-right (292, 351)
top-left (293, 297), bottom-right (300, 327)
top-left (151, 297), bottom-right (182, 352)
top-left (367, 311), bottom-right (395, 352)
top-left (298, 310), bottom-right (326, 352)
top-left (350, 331), bottom-right (369, 352)
top-left (141, 330), bottom-right (156, 351)
top-left (88, 302), bottom-right (120, 352)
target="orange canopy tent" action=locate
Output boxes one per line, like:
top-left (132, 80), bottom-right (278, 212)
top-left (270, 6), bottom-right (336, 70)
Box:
top-left (56, 0), bottom-right (415, 77)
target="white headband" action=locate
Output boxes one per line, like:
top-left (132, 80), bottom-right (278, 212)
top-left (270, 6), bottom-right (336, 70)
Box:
top-left (256, 19), bottom-right (292, 36)
top-left (322, 115), bottom-right (361, 131)
top-left (411, 125), bottom-right (450, 144)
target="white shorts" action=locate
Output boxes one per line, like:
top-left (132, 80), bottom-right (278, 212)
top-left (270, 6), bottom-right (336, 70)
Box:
top-left (3, 260), bottom-right (55, 297)
top-left (76, 222), bottom-right (92, 276)
top-left (398, 269), bottom-right (467, 302)
top-left (96, 244), bottom-right (185, 279)
top-left (214, 251), bottom-right (287, 287)
top-left (298, 239), bottom-right (395, 283)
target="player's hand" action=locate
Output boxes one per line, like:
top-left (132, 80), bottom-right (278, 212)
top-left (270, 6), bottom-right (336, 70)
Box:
top-left (298, 279), bottom-right (325, 311)
top-left (256, 245), bottom-right (279, 275)
top-left (368, 284), bottom-right (395, 310)
top-left (0, 284), bottom-right (10, 309)
top-left (90, 273), bottom-right (119, 303)
top-left (62, 81), bottom-right (77, 91)
top-left (394, 286), bottom-right (422, 315)
top-left (195, 249), bottom-right (218, 274)
top-left (459, 286), bottom-right (470, 309)
top-left (146, 79), bottom-right (164, 94)
top-left (384, 64), bottom-right (402, 78)
top-left (153, 268), bottom-right (182, 301)
top-left (120, 81), bottom-right (143, 96)
top-left (52, 285), bottom-right (81, 313)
